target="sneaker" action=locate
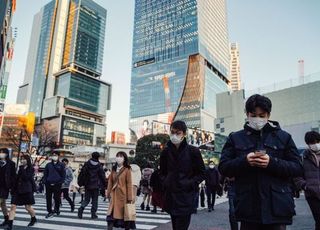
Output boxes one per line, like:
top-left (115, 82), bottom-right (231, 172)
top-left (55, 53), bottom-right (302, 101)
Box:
top-left (45, 212), bottom-right (54, 219)
top-left (140, 203), bottom-right (145, 210)
top-left (55, 210), bottom-right (60, 216)
top-left (151, 209), bottom-right (157, 213)
top-left (146, 205), bottom-right (150, 211)
top-left (208, 208), bottom-right (212, 213)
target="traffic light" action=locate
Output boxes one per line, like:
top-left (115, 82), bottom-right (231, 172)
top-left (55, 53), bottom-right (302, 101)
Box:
top-left (18, 112), bottom-right (35, 134)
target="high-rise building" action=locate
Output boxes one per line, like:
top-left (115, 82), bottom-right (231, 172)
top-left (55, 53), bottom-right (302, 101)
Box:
top-left (17, 0), bottom-right (111, 149)
top-left (230, 43), bottom-right (241, 91)
top-left (129, 0), bottom-right (230, 138)
top-left (0, 0), bottom-right (16, 108)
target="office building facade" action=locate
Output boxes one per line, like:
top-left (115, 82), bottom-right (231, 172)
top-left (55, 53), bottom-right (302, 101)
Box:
top-left (229, 43), bottom-right (241, 91)
top-left (130, 0), bottom-right (230, 138)
top-left (17, 0), bottom-right (111, 149)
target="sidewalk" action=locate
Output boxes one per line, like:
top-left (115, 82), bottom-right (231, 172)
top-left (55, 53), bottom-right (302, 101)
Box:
top-left (155, 196), bottom-right (314, 230)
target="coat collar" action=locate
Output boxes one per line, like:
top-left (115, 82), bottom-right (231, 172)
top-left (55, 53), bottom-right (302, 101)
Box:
top-left (167, 138), bottom-right (188, 152)
top-left (305, 149), bottom-right (320, 167)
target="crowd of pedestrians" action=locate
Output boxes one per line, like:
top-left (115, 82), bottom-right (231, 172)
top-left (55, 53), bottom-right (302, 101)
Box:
top-left (0, 94), bottom-right (319, 230)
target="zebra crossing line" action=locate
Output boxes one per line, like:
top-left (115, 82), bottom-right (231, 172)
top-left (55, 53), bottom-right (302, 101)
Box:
top-left (2, 197), bottom-right (171, 230)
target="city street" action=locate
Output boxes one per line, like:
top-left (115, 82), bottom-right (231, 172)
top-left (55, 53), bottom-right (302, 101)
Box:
top-left (1, 194), bottom-right (313, 230)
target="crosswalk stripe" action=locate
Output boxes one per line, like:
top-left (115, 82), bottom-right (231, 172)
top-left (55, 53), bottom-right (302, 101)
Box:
top-left (12, 214), bottom-right (158, 230)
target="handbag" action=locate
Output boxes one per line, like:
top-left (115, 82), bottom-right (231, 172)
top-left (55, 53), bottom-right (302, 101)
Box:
top-left (124, 203), bottom-right (136, 221)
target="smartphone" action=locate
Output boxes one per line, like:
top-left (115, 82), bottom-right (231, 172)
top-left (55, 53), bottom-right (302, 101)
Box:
top-left (255, 149), bottom-right (266, 155)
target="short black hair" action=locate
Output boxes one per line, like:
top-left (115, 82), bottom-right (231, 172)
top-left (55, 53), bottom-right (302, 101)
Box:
top-left (305, 131), bottom-right (320, 144)
top-left (62, 158), bottom-right (69, 163)
top-left (170, 120), bottom-right (187, 133)
top-left (0, 148), bottom-right (9, 155)
top-left (245, 94), bottom-right (272, 114)
top-left (92, 152), bottom-right (100, 160)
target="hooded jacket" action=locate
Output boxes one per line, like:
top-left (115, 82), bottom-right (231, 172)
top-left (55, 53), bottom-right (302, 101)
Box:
top-left (219, 121), bottom-right (303, 225)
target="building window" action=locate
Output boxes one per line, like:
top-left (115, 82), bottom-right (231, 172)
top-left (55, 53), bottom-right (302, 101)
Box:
top-left (220, 118), bottom-right (224, 123)
top-left (216, 124), bottom-right (220, 129)
top-left (221, 128), bottom-right (225, 133)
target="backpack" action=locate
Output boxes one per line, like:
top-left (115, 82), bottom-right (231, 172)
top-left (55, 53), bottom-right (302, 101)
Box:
top-left (77, 164), bottom-right (89, 187)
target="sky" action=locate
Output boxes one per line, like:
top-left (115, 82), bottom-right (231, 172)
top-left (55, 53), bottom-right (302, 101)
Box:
top-left (5, 0), bottom-right (320, 140)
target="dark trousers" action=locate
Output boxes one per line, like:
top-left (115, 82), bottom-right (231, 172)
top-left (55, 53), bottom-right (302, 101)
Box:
top-left (46, 184), bottom-right (62, 213)
top-left (200, 188), bottom-right (205, 207)
top-left (307, 196), bottom-right (320, 230)
top-left (206, 187), bottom-right (216, 210)
top-left (80, 189), bottom-right (99, 214)
top-left (62, 188), bottom-right (74, 207)
top-left (228, 194), bottom-right (238, 230)
top-left (240, 222), bottom-right (286, 230)
top-left (170, 215), bottom-right (191, 230)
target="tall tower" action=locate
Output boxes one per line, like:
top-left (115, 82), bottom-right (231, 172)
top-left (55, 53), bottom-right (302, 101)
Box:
top-left (229, 43), bottom-right (241, 91)
top-left (129, 0), bottom-right (230, 137)
top-left (17, 0), bottom-right (111, 149)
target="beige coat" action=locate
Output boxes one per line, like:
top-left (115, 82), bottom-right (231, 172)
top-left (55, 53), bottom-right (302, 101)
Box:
top-left (106, 167), bottom-right (133, 219)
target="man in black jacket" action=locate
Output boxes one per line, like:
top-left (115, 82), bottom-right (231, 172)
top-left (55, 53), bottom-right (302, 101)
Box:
top-left (219, 94), bottom-right (303, 230)
top-left (160, 120), bottom-right (205, 230)
top-left (0, 148), bottom-right (16, 227)
top-left (294, 131), bottom-right (320, 230)
top-left (43, 152), bottom-right (65, 218)
top-left (78, 152), bottom-right (106, 219)
top-left (205, 161), bottom-right (220, 212)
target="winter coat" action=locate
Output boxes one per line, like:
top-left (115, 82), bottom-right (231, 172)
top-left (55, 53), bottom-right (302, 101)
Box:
top-left (62, 166), bottom-right (73, 189)
top-left (106, 167), bottom-right (133, 219)
top-left (150, 169), bottom-right (162, 193)
top-left (294, 150), bottom-right (320, 200)
top-left (160, 139), bottom-right (206, 216)
top-left (15, 166), bottom-right (36, 194)
top-left (43, 161), bottom-right (66, 185)
top-left (83, 159), bottom-right (106, 190)
top-left (219, 121), bottom-right (303, 225)
top-left (131, 164), bottom-right (141, 187)
top-left (0, 159), bottom-right (16, 190)
top-left (205, 167), bottom-right (220, 190)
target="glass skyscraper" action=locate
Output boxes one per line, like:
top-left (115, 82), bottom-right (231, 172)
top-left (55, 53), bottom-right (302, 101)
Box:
top-left (18, 0), bottom-right (111, 149)
top-left (130, 0), bottom-right (230, 138)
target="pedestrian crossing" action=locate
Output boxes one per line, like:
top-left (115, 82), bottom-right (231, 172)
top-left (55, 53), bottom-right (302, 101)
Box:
top-left (2, 195), bottom-right (171, 230)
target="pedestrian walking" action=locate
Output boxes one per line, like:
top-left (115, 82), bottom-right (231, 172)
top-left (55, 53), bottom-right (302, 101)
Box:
top-left (294, 131), bottom-right (320, 230)
top-left (150, 167), bottom-right (164, 213)
top-left (140, 166), bottom-right (153, 211)
top-left (61, 158), bottom-right (75, 212)
top-left (106, 151), bottom-right (136, 230)
top-left (219, 94), bottom-right (303, 230)
top-left (77, 152), bottom-right (106, 219)
top-left (0, 148), bottom-right (16, 227)
top-left (160, 120), bottom-right (206, 230)
top-left (223, 177), bottom-right (238, 230)
top-left (205, 161), bottom-right (220, 212)
top-left (130, 162), bottom-right (141, 202)
top-left (70, 168), bottom-right (80, 204)
top-left (43, 152), bottom-right (65, 218)
top-left (103, 168), bottom-right (111, 202)
top-left (4, 155), bottom-right (37, 229)
top-left (199, 182), bottom-right (206, 208)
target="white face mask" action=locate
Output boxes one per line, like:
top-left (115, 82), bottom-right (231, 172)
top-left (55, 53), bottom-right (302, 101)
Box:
top-left (248, 117), bottom-right (268, 131)
top-left (52, 156), bottom-right (58, 162)
top-left (0, 153), bottom-right (6, 159)
top-left (20, 160), bottom-right (27, 166)
top-left (170, 134), bottom-right (184, 145)
top-left (209, 165), bottom-right (215, 169)
top-left (116, 157), bottom-right (124, 165)
top-left (309, 143), bottom-right (320, 153)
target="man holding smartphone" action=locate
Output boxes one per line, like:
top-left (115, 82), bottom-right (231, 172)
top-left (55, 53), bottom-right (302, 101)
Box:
top-left (219, 94), bottom-right (303, 230)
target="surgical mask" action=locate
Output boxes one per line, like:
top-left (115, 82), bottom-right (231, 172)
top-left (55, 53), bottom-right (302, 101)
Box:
top-left (0, 153), bottom-right (6, 159)
top-left (248, 117), bottom-right (268, 131)
top-left (209, 164), bottom-right (215, 169)
top-left (20, 159), bottom-right (27, 166)
top-left (116, 157), bottom-right (124, 165)
top-left (309, 143), bottom-right (320, 153)
top-left (170, 134), bottom-right (184, 145)
top-left (52, 156), bottom-right (58, 162)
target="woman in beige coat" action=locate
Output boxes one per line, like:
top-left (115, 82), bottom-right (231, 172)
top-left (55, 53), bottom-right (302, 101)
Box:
top-left (106, 152), bottom-right (135, 230)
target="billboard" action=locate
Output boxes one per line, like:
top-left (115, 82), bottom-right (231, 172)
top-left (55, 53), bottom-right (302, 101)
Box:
top-left (152, 121), bottom-right (170, 135)
top-left (111, 131), bottom-right (126, 145)
top-left (187, 128), bottom-right (214, 147)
